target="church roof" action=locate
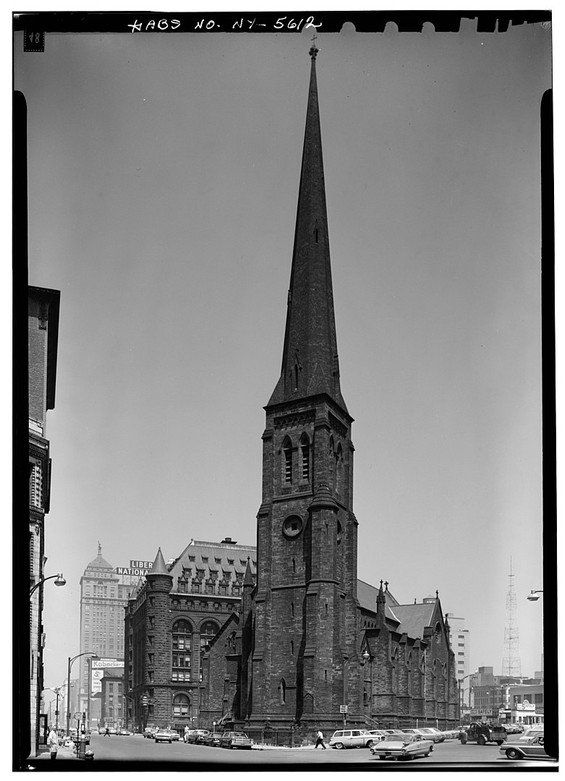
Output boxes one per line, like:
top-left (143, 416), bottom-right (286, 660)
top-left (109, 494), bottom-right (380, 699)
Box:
top-left (268, 44), bottom-right (347, 414)
top-left (357, 578), bottom-right (399, 621)
top-left (388, 601), bottom-right (439, 640)
top-left (358, 579), bottom-right (443, 640)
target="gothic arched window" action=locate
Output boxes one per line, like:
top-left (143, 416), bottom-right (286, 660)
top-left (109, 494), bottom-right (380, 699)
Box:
top-left (336, 443), bottom-right (343, 494)
top-left (279, 678), bottom-right (286, 705)
top-left (172, 620), bottom-right (192, 681)
top-left (300, 433), bottom-right (310, 482)
top-left (329, 436), bottom-right (335, 488)
top-left (199, 620), bottom-right (220, 682)
top-left (282, 437), bottom-right (293, 484)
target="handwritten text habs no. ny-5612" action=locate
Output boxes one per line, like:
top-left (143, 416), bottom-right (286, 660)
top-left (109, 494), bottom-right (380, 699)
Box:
top-left (127, 16), bottom-right (322, 33)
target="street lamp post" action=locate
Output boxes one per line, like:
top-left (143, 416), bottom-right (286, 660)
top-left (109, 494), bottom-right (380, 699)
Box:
top-left (29, 573), bottom-right (66, 598)
top-left (44, 684), bottom-right (67, 731)
top-left (66, 652), bottom-right (97, 737)
top-left (527, 589), bottom-right (544, 681)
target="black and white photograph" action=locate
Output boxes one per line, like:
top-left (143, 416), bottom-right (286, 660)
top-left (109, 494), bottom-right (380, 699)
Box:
top-left (14, 6), bottom-right (555, 772)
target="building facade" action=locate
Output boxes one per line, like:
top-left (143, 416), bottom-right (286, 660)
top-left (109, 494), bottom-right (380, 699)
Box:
top-left (99, 669), bottom-right (125, 729)
top-left (124, 539), bottom-right (256, 732)
top-left (447, 613), bottom-right (471, 682)
top-left (28, 286), bottom-right (60, 756)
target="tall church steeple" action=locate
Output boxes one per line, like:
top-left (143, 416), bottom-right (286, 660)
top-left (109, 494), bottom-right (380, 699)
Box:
top-left (268, 42), bottom-right (347, 414)
top-left (250, 44), bottom-right (361, 732)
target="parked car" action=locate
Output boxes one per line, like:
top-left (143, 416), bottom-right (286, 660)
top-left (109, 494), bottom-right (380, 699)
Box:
top-left (500, 732), bottom-right (548, 760)
top-left (183, 729), bottom-right (198, 743)
top-left (143, 727), bottom-right (158, 739)
top-left (370, 732), bottom-right (434, 761)
top-left (154, 728), bottom-right (178, 744)
top-left (203, 732), bottom-right (223, 747)
top-left (417, 727), bottom-right (445, 743)
top-left (329, 729), bottom-right (376, 749)
top-left (187, 729), bottom-right (208, 744)
top-left (218, 731), bottom-right (253, 749)
top-left (504, 724), bottom-right (525, 735)
top-left (195, 730), bottom-right (212, 745)
top-left (366, 729), bottom-right (387, 742)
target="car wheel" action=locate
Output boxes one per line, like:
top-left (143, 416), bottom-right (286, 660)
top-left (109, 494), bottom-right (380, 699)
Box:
top-left (334, 742), bottom-right (344, 750)
top-left (506, 748), bottom-right (521, 760)
top-left (477, 735), bottom-right (487, 746)
top-left (366, 740), bottom-right (374, 748)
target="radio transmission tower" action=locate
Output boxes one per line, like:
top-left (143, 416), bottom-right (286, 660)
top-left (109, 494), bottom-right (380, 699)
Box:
top-left (502, 558), bottom-right (522, 677)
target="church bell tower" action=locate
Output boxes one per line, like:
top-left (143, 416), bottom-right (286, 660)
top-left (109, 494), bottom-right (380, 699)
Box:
top-left (250, 43), bottom-right (362, 730)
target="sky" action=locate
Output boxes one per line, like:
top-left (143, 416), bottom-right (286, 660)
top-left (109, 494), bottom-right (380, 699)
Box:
top-left (14, 8), bottom-right (551, 701)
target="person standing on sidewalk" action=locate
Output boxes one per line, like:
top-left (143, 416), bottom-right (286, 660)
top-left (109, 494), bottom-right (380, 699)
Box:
top-left (48, 727), bottom-right (59, 760)
top-left (315, 729), bottom-right (327, 749)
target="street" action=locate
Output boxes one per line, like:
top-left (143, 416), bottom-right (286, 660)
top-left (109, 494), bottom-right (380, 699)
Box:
top-left (35, 734), bottom-right (556, 770)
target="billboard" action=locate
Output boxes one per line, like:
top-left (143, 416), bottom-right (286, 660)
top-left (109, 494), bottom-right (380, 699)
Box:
top-left (91, 659), bottom-right (124, 694)
top-left (115, 559), bottom-right (154, 577)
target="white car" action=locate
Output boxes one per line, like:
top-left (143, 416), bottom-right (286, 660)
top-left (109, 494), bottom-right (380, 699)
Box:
top-left (329, 729), bottom-right (376, 749)
top-left (417, 727), bottom-right (445, 743)
top-left (370, 732), bottom-right (434, 761)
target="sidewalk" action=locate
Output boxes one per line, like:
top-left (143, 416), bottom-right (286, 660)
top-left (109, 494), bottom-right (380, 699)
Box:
top-left (36, 742), bottom-right (90, 761)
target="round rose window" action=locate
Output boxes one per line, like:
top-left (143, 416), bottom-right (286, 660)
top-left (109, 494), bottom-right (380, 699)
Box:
top-left (282, 515), bottom-right (303, 539)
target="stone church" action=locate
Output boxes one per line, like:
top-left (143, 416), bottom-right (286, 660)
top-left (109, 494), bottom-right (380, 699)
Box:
top-left (125, 44), bottom-right (458, 739)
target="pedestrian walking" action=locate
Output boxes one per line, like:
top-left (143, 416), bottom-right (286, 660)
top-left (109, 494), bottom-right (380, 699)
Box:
top-left (315, 729), bottom-right (327, 749)
top-left (105, 726), bottom-right (110, 736)
top-left (184, 725), bottom-right (190, 743)
top-left (48, 727), bottom-right (59, 760)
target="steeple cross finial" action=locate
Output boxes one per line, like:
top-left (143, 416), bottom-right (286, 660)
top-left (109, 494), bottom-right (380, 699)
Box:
top-left (309, 35), bottom-right (319, 59)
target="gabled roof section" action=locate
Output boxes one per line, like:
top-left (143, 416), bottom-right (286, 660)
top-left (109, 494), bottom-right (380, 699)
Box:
top-left (267, 44), bottom-right (347, 414)
top-left (357, 578), bottom-right (400, 623)
top-left (388, 601), bottom-right (439, 640)
top-left (358, 580), bottom-right (447, 641)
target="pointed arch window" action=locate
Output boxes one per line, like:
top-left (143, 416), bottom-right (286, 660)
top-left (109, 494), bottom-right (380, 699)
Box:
top-left (282, 437), bottom-right (293, 484)
top-left (300, 433), bottom-right (310, 482)
top-left (329, 436), bottom-right (335, 489)
top-left (279, 678), bottom-right (287, 705)
top-left (336, 443), bottom-right (343, 494)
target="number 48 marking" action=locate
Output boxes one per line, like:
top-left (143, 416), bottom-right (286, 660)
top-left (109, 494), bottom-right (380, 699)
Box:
top-left (24, 31), bottom-right (45, 51)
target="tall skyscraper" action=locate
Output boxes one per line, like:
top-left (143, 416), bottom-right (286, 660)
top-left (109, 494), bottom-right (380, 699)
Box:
top-left (78, 545), bottom-right (145, 719)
